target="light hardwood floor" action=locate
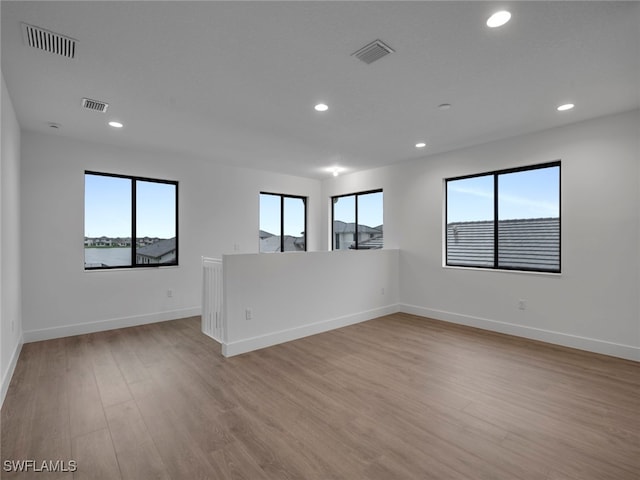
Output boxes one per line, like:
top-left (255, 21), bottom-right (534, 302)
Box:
top-left (1, 313), bottom-right (639, 479)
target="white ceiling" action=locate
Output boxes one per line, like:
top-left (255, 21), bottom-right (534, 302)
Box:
top-left (2, 1), bottom-right (639, 179)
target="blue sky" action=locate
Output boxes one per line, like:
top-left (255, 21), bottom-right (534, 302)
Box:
top-left (259, 194), bottom-right (306, 237)
top-left (260, 191), bottom-right (384, 238)
top-left (84, 174), bottom-right (176, 238)
top-left (333, 192), bottom-right (383, 228)
top-left (447, 166), bottom-right (559, 223)
top-left (89, 166), bottom-right (555, 239)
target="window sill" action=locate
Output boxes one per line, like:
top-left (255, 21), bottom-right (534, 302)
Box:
top-left (442, 264), bottom-right (561, 277)
top-left (84, 265), bottom-right (180, 272)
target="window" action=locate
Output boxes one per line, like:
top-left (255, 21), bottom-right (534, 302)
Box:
top-left (259, 193), bottom-right (307, 252)
top-left (332, 190), bottom-right (383, 250)
top-left (446, 162), bottom-right (560, 273)
top-left (84, 172), bottom-right (178, 269)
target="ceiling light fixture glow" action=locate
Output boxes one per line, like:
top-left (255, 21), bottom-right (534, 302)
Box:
top-left (327, 166), bottom-right (343, 176)
top-left (557, 103), bottom-right (575, 111)
top-left (108, 121), bottom-right (124, 128)
top-left (314, 103), bottom-right (329, 112)
top-left (415, 142), bottom-right (426, 148)
top-left (487, 11), bottom-right (511, 28)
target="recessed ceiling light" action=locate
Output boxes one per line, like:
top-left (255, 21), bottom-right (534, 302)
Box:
top-left (327, 166), bottom-right (343, 176)
top-left (48, 122), bottom-right (61, 129)
top-left (415, 142), bottom-right (427, 148)
top-left (108, 121), bottom-right (124, 128)
top-left (438, 103), bottom-right (452, 110)
top-left (557, 103), bottom-right (575, 112)
top-left (314, 103), bottom-right (329, 112)
top-left (486, 11), bottom-right (511, 28)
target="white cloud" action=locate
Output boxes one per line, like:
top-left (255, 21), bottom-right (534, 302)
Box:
top-left (499, 192), bottom-right (558, 216)
top-left (450, 185), bottom-right (558, 218)
top-left (450, 185), bottom-right (492, 198)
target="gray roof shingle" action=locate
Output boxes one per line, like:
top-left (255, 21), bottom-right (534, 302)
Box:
top-left (333, 220), bottom-right (381, 234)
top-left (260, 235), bottom-right (305, 252)
top-left (136, 237), bottom-right (176, 259)
top-left (447, 218), bottom-right (559, 270)
top-left (354, 236), bottom-right (384, 249)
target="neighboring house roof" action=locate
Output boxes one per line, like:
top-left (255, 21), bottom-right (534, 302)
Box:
top-left (136, 237), bottom-right (176, 259)
top-left (447, 217), bottom-right (559, 270)
top-left (354, 236), bottom-right (384, 249)
top-left (259, 230), bottom-right (274, 239)
top-left (260, 235), bottom-right (304, 252)
top-left (333, 220), bottom-right (381, 234)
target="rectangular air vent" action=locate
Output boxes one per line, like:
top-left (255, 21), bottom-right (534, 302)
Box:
top-left (81, 98), bottom-right (109, 113)
top-left (21, 23), bottom-right (77, 59)
top-left (351, 39), bottom-right (394, 65)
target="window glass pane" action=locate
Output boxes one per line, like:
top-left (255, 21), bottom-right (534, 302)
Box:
top-left (283, 197), bottom-right (305, 252)
top-left (357, 191), bottom-right (383, 249)
top-left (498, 166), bottom-right (560, 271)
top-left (333, 195), bottom-right (355, 250)
top-left (84, 174), bottom-right (132, 268)
top-left (446, 175), bottom-right (494, 267)
top-left (135, 180), bottom-right (177, 265)
top-left (260, 193), bottom-right (281, 252)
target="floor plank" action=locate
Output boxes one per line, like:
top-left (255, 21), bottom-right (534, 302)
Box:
top-left (71, 428), bottom-right (121, 480)
top-left (2, 313), bottom-right (639, 480)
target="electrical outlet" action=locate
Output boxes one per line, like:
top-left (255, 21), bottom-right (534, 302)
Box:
top-left (234, 243), bottom-right (240, 251)
top-left (518, 300), bottom-right (526, 310)
top-left (167, 289), bottom-right (173, 298)
top-left (245, 308), bottom-right (253, 320)
top-left (380, 287), bottom-right (385, 295)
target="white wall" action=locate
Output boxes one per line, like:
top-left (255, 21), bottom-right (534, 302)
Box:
top-left (1, 73), bottom-right (23, 404)
top-left (323, 110), bottom-right (640, 360)
top-left (13, 104), bottom-right (640, 364)
top-left (222, 249), bottom-right (399, 356)
top-left (20, 131), bottom-right (322, 341)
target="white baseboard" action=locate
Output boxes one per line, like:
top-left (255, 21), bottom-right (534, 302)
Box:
top-left (400, 304), bottom-right (640, 362)
top-left (23, 306), bottom-right (201, 343)
top-left (1, 335), bottom-right (23, 408)
top-left (222, 304), bottom-right (400, 357)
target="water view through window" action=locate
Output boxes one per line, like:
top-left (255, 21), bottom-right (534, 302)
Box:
top-left (84, 172), bottom-right (178, 269)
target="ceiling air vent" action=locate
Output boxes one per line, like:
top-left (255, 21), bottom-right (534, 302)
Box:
top-left (21, 23), bottom-right (77, 59)
top-left (81, 98), bottom-right (109, 113)
top-left (351, 39), bottom-right (394, 65)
